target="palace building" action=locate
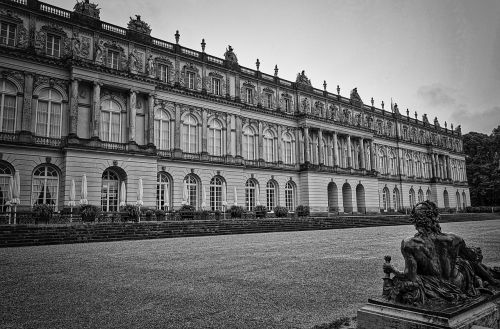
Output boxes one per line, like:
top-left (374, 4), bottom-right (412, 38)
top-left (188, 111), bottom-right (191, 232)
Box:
top-left (0, 0), bottom-right (470, 214)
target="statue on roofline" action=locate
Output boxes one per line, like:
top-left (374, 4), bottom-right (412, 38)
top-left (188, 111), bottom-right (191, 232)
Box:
top-left (382, 201), bottom-right (500, 307)
top-left (73, 0), bottom-right (100, 19)
top-left (224, 45), bottom-right (238, 64)
top-left (127, 15), bottom-right (152, 35)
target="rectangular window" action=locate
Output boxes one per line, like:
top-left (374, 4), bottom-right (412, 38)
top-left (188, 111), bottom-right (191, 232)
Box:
top-left (246, 88), bottom-right (253, 104)
top-left (0, 22), bottom-right (16, 46)
top-left (1, 95), bottom-right (16, 133)
top-left (46, 34), bottom-right (61, 57)
top-left (266, 94), bottom-right (272, 109)
top-left (108, 50), bottom-right (119, 70)
top-left (284, 98), bottom-right (290, 112)
top-left (212, 78), bottom-right (221, 96)
top-left (188, 72), bottom-right (195, 89)
top-left (159, 64), bottom-right (168, 82)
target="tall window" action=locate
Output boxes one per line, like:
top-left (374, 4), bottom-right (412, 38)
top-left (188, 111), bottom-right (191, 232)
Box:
top-left (426, 189), bottom-right (432, 201)
top-left (187, 71), bottom-right (195, 89)
top-left (32, 165), bottom-right (59, 210)
top-left (284, 98), bottom-right (291, 112)
top-left (393, 187), bottom-right (400, 211)
top-left (409, 188), bottom-right (416, 208)
top-left (382, 187), bottom-right (390, 211)
top-left (309, 137), bottom-right (318, 164)
top-left (154, 109), bottom-right (170, 150)
top-left (379, 150), bottom-right (388, 174)
top-left (443, 190), bottom-right (450, 208)
top-left (185, 174), bottom-right (199, 208)
top-left (212, 77), bottom-right (221, 95)
top-left (266, 93), bottom-right (272, 109)
top-left (389, 151), bottom-right (396, 175)
top-left (108, 50), bottom-right (119, 70)
top-left (0, 79), bottom-right (16, 133)
top-left (0, 162), bottom-right (13, 211)
top-left (245, 179), bottom-right (257, 211)
top-left (0, 22), bottom-right (16, 46)
top-left (285, 181), bottom-right (296, 211)
top-left (101, 99), bottom-right (122, 142)
top-left (266, 180), bottom-right (277, 211)
top-left (246, 88), bottom-right (253, 104)
top-left (158, 64), bottom-right (168, 82)
top-left (101, 169), bottom-right (120, 212)
top-left (263, 130), bottom-right (275, 162)
top-left (157, 172), bottom-right (171, 210)
top-left (418, 189), bottom-right (424, 203)
top-left (323, 139), bottom-right (329, 166)
top-left (209, 176), bottom-right (224, 211)
top-left (242, 126), bottom-right (256, 160)
top-left (35, 88), bottom-right (62, 138)
top-left (283, 133), bottom-right (295, 164)
top-left (208, 120), bottom-right (223, 156)
top-left (182, 114), bottom-right (198, 153)
top-left (46, 34), bottom-right (61, 57)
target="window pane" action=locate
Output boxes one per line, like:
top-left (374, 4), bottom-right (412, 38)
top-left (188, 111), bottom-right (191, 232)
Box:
top-left (49, 103), bottom-right (61, 138)
top-left (2, 95), bottom-right (16, 133)
top-left (36, 101), bottom-right (49, 136)
top-left (110, 113), bottom-right (120, 142)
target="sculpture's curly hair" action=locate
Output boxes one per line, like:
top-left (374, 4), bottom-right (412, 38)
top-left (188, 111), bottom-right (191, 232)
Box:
top-left (410, 200), bottom-right (442, 235)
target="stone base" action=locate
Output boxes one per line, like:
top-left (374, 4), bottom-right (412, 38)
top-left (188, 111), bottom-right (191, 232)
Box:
top-left (357, 295), bottom-right (500, 329)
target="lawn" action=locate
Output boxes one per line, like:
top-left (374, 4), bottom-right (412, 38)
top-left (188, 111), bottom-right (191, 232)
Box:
top-left (1, 220), bottom-right (500, 329)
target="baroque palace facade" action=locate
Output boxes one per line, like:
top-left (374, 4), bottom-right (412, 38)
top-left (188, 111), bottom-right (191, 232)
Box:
top-left (0, 0), bottom-right (469, 214)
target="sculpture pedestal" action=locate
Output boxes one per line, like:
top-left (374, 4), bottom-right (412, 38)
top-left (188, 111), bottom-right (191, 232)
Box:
top-left (357, 294), bottom-right (500, 329)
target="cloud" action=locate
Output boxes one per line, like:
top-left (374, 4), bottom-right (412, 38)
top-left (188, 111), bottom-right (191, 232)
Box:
top-left (417, 84), bottom-right (456, 107)
top-left (450, 106), bottom-right (500, 134)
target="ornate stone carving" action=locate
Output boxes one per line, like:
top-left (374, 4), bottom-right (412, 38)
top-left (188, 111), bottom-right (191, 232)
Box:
top-left (146, 54), bottom-right (155, 77)
top-left (35, 25), bottom-right (71, 57)
top-left (313, 101), bottom-right (324, 116)
top-left (434, 117), bottom-right (440, 128)
top-left (296, 70), bottom-right (311, 88)
top-left (207, 71), bottom-right (226, 95)
top-left (73, 0), bottom-right (100, 19)
top-left (0, 70), bottom-right (24, 86)
top-left (127, 15), bottom-right (151, 35)
top-left (224, 45), bottom-right (238, 64)
top-left (34, 75), bottom-right (68, 90)
top-left (383, 201), bottom-right (500, 307)
top-left (350, 87), bottom-right (363, 106)
top-left (0, 8), bottom-right (27, 49)
top-left (300, 97), bottom-right (310, 113)
top-left (72, 31), bottom-right (91, 59)
top-left (180, 63), bottom-right (201, 90)
top-left (128, 48), bottom-right (141, 74)
top-left (94, 38), bottom-right (104, 64)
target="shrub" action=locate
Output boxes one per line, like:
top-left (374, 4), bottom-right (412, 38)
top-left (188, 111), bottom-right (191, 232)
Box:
top-left (121, 204), bottom-right (141, 222)
top-left (195, 210), bottom-right (210, 220)
top-left (273, 206), bottom-right (288, 218)
top-left (214, 210), bottom-right (222, 220)
top-left (296, 205), bottom-right (310, 217)
top-left (179, 204), bottom-right (195, 212)
top-left (229, 205), bottom-right (245, 218)
top-left (33, 204), bottom-right (53, 222)
top-left (254, 205), bottom-right (267, 218)
top-left (80, 204), bottom-right (101, 222)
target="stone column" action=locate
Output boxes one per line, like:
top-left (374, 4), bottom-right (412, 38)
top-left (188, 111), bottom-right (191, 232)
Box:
top-left (21, 73), bottom-right (34, 132)
top-left (333, 132), bottom-right (339, 166)
top-left (430, 153), bottom-right (436, 178)
top-left (303, 127), bottom-right (310, 163)
top-left (174, 103), bottom-right (181, 151)
top-left (91, 81), bottom-right (101, 138)
top-left (369, 140), bottom-right (375, 170)
top-left (360, 137), bottom-right (365, 169)
top-left (128, 90), bottom-right (136, 142)
top-left (277, 125), bottom-right (282, 163)
top-left (446, 156), bottom-right (451, 180)
top-left (69, 78), bottom-right (79, 136)
top-left (347, 135), bottom-right (352, 168)
top-left (147, 94), bottom-right (154, 144)
top-left (226, 115), bottom-right (232, 156)
top-left (295, 129), bottom-right (301, 164)
top-left (318, 129), bottom-right (324, 165)
top-left (201, 108), bottom-right (208, 154)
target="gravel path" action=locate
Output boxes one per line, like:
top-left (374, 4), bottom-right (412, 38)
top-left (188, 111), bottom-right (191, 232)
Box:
top-left (2, 220), bottom-right (500, 329)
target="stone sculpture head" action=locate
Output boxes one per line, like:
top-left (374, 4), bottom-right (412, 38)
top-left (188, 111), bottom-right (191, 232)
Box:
top-left (409, 200), bottom-right (442, 236)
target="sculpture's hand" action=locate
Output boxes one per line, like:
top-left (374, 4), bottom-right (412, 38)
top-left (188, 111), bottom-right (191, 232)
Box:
top-left (383, 263), bottom-right (399, 275)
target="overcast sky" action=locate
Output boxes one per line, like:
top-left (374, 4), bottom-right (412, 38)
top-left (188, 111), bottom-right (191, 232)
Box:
top-left (53, 0), bottom-right (500, 134)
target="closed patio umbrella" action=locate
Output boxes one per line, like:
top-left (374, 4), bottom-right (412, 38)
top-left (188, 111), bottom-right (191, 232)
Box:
top-left (80, 174), bottom-right (88, 205)
top-left (182, 180), bottom-right (188, 205)
top-left (120, 181), bottom-right (126, 207)
top-left (11, 171), bottom-right (20, 224)
top-left (7, 177), bottom-right (13, 224)
top-left (201, 186), bottom-right (207, 210)
top-left (136, 178), bottom-right (143, 206)
top-left (164, 185), bottom-right (170, 210)
top-left (222, 182), bottom-right (227, 207)
top-left (255, 186), bottom-right (261, 206)
top-left (69, 179), bottom-right (76, 222)
top-left (233, 186), bottom-right (238, 206)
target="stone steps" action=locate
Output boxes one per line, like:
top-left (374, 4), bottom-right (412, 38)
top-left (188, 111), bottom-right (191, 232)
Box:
top-left (0, 213), bottom-right (498, 248)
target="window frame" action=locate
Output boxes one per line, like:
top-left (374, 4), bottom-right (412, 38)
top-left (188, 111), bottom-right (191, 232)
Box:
top-left (46, 33), bottom-right (61, 58)
top-left (266, 180), bottom-right (277, 211)
top-left (35, 88), bottom-right (63, 138)
top-left (156, 172), bottom-right (172, 210)
top-left (101, 169), bottom-right (121, 212)
top-left (182, 114), bottom-right (198, 153)
top-left (212, 77), bottom-right (221, 96)
top-left (31, 165), bottom-right (59, 210)
top-left (100, 99), bottom-right (122, 143)
top-left (0, 21), bottom-right (16, 47)
top-left (0, 79), bottom-right (17, 133)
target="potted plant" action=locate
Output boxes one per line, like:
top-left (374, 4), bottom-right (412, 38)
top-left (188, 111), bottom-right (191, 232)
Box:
top-left (121, 204), bottom-right (141, 222)
top-left (155, 209), bottom-right (166, 221)
top-left (80, 204), bottom-right (100, 222)
top-left (178, 204), bottom-right (195, 220)
top-left (254, 205), bottom-right (267, 218)
top-left (229, 205), bottom-right (244, 218)
top-left (33, 204), bottom-right (53, 224)
top-left (295, 205), bottom-right (310, 217)
top-left (273, 206), bottom-right (288, 218)
top-left (144, 209), bottom-right (154, 221)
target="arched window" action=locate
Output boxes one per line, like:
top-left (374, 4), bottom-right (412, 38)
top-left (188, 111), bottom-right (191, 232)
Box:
top-left (337, 140), bottom-right (344, 167)
top-left (182, 114), bottom-right (198, 153)
top-left (408, 188), bottom-right (416, 208)
top-left (379, 149), bottom-right (388, 174)
top-left (406, 154), bottom-right (414, 177)
top-left (32, 165), bottom-right (59, 210)
top-left (426, 189), bottom-right (432, 201)
top-left (266, 180), bottom-right (277, 211)
top-left (36, 88), bottom-right (62, 138)
top-left (462, 192), bottom-right (466, 209)
top-left (208, 119), bottom-right (223, 156)
top-left (101, 99), bottom-right (122, 142)
top-left (285, 181), bottom-right (296, 211)
top-left (184, 174), bottom-right (200, 208)
top-left (263, 130), bottom-right (276, 162)
top-left (0, 79), bottom-right (17, 133)
top-left (154, 109), bottom-right (171, 150)
top-left (382, 187), bottom-right (390, 211)
top-left (245, 179), bottom-right (258, 211)
top-left (157, 172), bottom-right (172, 210)
top-left (456, 191), bottom-right (461, 210)
top-left (242, 126), bottom-right (257, 160)
top-left (309, 137), bottom-right (318, 164)
top-left (323, 139), bottom-right (330, 166)
top-left (0, 162), bottom-right (13, 210)
top-left (393, 187), bottom-right (401, 211)
top-left (283, 132), bottom-right (295, 165)
top-left (418, 189), bottom-right (424, 203)
top-left (101, 169), bottom-right (121, 212)
top-left (209, 176), bottom-right (224, 211)
top-left (443, 190), bottom-right (450, 208)
top-left (388, 151), bottom-right (396, 175)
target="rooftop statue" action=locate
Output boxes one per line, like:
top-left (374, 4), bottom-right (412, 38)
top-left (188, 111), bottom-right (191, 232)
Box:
top-left (224, 45), bottom-right (238, 64)
top-left (383, 201), bottom-right (500, 307)
top-left (350, 87), bottom-right (363, 106)
top-left (73, 0), bottom-right (100, 19)
top-left (296, 70), bottom-right (311, 87)
top-left (127, 15), bottom-right (152, 35)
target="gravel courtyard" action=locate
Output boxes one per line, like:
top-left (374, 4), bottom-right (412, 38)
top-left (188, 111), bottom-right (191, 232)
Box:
top-left (2, 220), bottom-right (500, 329)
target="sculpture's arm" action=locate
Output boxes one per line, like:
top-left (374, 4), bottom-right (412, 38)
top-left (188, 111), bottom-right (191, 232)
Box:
top-left (401, 239), bottom-right (418, 281)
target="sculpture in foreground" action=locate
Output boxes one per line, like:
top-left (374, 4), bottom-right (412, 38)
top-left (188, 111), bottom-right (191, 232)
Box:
top-left (383, 201), bottom-right (500, 307)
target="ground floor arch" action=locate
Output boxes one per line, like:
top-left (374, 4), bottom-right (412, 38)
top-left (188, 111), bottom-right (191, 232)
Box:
top-left (327, 181), bottom-right (339, 211)
top-left (342, 183), bottom-right (353, 213)
top-left (356, 184), bottom-right (366, 213)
